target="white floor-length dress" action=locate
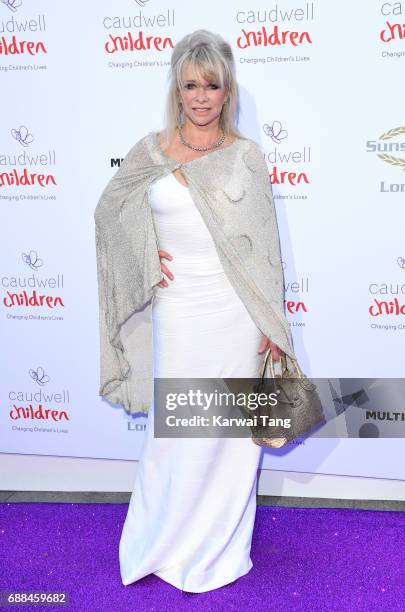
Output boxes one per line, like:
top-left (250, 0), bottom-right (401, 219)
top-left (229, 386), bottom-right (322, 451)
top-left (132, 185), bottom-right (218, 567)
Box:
top-left (119, 171), bottom-right (264, 593)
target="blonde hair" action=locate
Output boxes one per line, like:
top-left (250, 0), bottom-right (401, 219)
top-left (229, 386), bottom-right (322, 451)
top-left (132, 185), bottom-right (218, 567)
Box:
top-left (161, 29), bottom-right (244, 148)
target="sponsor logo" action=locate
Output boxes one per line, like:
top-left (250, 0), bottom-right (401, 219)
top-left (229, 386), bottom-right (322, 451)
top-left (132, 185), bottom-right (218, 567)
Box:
top-left (283, 263), bottom-right (309, 321)
top-left (2, 251), bottom-right (65, 311)
top-left (263, 121), bottom-right (311, 187)
top-left (0, 125), bottom-right (57, 189)
top-left (9, 366), bottom-right (71, 424)
top-left (236, 3), bottom-right (314, 51)
top-left (366, 126), bottom-right (405, 193)
top-left (0, 13), bottom-right (47, 56)
top-left (369, 259), bottom-right (405, 328)
top-left (102, 6), bottom-right (175, 54)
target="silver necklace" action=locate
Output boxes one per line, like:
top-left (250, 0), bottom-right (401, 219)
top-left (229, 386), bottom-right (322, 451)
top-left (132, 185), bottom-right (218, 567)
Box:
top-left (178, 126), bottom-right (225, 152)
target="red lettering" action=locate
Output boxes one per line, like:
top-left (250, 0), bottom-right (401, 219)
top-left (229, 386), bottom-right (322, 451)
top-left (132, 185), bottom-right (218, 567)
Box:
top-left (237, 25), bottom-right (312, 49)
top-left (3, 290), bottom-right (64, 308)
top-left (105, 31), bottom-right (174, 53)
top-left (0, 35), bottom-right (47, 55)
top-left (380, 21), bottom-right (405, 43)
top-left (285, 300), bottom-right (308, 313)
top-left (369, 298), bottom-right (405, 316)
top-left (0, 168), bottom-right (57, 187)
top-left (268, 166), bottom-right (309, 185)
top-left (10, 403), bottom-right (70, 421)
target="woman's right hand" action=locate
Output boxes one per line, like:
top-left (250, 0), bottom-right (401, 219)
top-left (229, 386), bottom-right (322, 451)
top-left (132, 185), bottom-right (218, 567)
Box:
top-left (155, 249), bottom-right (174, 288)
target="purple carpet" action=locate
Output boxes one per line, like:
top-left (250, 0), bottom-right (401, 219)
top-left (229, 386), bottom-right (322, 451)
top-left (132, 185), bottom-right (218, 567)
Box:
top-left (0, 502), bottom-right (404, 611)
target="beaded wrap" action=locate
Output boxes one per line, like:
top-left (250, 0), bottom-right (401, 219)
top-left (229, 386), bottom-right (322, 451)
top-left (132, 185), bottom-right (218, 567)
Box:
top-left (94, 131), bottom-right (297, 414)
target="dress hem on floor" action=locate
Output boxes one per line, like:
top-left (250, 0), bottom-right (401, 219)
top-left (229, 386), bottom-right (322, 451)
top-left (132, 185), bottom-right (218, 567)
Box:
top-left (154, 557), bottom-right (254, 593)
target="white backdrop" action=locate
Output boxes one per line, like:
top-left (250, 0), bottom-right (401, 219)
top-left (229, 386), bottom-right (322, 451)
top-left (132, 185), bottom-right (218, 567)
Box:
top-left (1, 0), bottom-right (405, 479)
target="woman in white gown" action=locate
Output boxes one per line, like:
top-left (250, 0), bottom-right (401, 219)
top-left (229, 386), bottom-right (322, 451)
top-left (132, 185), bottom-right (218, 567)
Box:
top-left (119, 30), bottom-right (283, 593)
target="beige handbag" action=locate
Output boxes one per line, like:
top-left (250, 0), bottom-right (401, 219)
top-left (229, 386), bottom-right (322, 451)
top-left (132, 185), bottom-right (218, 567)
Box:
top-left (245, 348), bottom-right (326, 448)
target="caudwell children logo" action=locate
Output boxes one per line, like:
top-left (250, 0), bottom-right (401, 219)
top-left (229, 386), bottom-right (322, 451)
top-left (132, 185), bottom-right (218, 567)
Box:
top-left (102, 1), bottom-right (175, 54)
top-left (235, 3), bottom-right (314, 50)
top-left (0, 7), bottom-right (47, 56)
top-left (9, 366), bottom-right (71, 424)
top-left (262, 120), bottom-right (311, 189)
top-left (2, 250), bottom-right (65, 312)
top-left (0, 125), bottom-right (57, 189)
top-left (379, 2), bottom-right (405, 44)
top-left (283, 263), bottom-right (309, 321)
top-left (368, 259), bottom-right (405, 329)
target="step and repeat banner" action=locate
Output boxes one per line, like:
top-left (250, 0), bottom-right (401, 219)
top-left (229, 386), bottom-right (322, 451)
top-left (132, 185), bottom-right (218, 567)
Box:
top-left (1, 1), bottom-right (404, 479)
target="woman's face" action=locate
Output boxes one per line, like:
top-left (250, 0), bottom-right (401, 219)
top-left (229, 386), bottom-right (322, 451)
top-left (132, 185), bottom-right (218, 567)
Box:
top-left (177, 62), bottom-right (229, 129)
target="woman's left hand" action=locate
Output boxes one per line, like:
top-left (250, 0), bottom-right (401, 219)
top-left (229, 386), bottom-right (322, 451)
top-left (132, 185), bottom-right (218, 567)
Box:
top-left (257, 334), bottom-right (283, 361)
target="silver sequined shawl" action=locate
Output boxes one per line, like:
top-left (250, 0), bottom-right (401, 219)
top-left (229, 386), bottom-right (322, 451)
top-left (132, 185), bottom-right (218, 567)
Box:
top-left (94, 131), bottom-right (297, 414)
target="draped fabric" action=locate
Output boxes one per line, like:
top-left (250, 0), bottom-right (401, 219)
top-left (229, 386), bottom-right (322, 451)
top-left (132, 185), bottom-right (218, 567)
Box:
top-left (94, 131), bottom-right (297, 414)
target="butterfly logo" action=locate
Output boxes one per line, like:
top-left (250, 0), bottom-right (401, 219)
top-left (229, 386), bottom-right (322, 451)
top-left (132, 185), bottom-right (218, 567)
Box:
top-left (11, 125), bottom-right (34, 147)
top-left (0, 0), bottom-right (22, 12)
top-left (29, 367), bottom-right (50, 386)
top-left (21, 250), bottom-right (44, 271)
top-left (263, 121), bottom-right (288, 144)
top-left (397, 257), bottom-right (405, 269)
top-left (134, 0), bottom-right (150, 6)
